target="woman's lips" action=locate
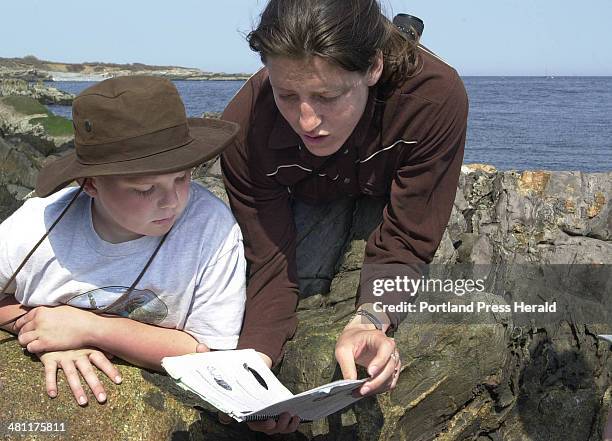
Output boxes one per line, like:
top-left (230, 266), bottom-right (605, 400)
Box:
top-left (303, 134), bottom-right (328, 145)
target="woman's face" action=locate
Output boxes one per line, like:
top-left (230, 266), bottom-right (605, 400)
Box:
top-left (266, 55), bottom-right (382, 157)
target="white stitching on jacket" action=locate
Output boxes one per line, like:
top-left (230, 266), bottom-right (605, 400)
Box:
top-left (266, 164), bottom-right (313, 176)
top-left (356, 139), bottom-right (418, 164)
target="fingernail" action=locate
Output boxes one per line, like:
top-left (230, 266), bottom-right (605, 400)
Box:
top-left (49, 390), bottom-right (57, 398)
top-left (98, 393), bottom-right (106, 402)
top-left (79, 396), bottom-right (87, 405)
top-left (115, 375), bottom-right (122, 384)
top-left (368, 365), bottom-right (379, 376)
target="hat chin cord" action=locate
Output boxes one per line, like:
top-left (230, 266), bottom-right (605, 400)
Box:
top-left (0, 184), bottom-right (170, 328)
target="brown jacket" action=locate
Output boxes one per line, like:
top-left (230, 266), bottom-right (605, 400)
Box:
top-left (221, 47), bottom-right (468, 366)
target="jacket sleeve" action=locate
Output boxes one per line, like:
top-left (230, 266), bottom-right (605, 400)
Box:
top-left (220, 75), bottom-right (299, 367)
top-left (357, 75), bottom-right (469, 328)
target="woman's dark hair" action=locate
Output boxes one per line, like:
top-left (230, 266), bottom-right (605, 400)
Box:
top-left (247, 0), bottom-right (420, 97)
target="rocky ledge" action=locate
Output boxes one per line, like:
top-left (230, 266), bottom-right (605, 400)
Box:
top-left (0, 78), bottom-right (74, 105)
top-left (0, 56), bottom-right (251, 82)
top-left (0, 123), bottom-right (610, 440)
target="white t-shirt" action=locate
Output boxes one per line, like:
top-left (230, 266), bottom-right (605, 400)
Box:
top-left (0, 182), bottom-right (246, 349)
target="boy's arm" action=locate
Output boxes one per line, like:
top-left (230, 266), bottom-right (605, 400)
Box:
top-left (14, 305), bottom-right (205, 371)
top-left (0, 281), bottom-right (30, 333)
top-left (87, 315), bottom-right (202, 371)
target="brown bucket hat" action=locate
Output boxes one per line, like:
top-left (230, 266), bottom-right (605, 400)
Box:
top-left (36, 75), bottom-right (239, 197)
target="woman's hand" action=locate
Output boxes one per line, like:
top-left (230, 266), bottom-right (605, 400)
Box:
top-left (335, 319), bottom-right (401, 397)
top-left (38, 348), bottom-right (122, 406)
top-left (15, 305), bottom-right (97, 353)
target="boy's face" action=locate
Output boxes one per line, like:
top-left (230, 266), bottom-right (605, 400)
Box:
top-left (83, 169), bottom-right (192, 243)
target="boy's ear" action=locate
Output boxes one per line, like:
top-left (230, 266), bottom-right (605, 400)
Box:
top-left (79, 177), bottom-right (98, 197)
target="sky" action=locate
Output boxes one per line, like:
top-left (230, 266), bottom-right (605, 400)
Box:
top-left (1, 0), bottom-right (611, 76)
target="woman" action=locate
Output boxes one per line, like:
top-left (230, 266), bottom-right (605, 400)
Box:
top-left (220, 0), bottom-right (468, 433)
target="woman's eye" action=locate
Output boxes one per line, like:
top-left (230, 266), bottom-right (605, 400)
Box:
top-left (278, 94), bottom-right (297, 101)
top-left (318, 95), bottom-right (340, 103)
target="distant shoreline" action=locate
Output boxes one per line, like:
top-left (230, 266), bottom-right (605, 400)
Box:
top-left (0, 56), bottom-right (252, 82)
top-left (46, 74), bottom-right (249, 82)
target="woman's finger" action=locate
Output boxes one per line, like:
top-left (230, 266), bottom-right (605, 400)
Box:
top-left (365, 337), bottom-right (396, 377)
top-left (389, 358), bottom-right (402, 390)
top-left (59, 360), bottom-right (88, 406)
top-left (75, 356), bottom-right (107, 403)
top-left (89, 351), bottom-right (122, 384)
top-left (335, 344), bottom-right (358, 380)
top-left (361, 350), bottom-right (397, 396)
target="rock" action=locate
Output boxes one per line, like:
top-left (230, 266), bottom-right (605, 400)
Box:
top-left (0, 330), bottom-right (204, 441)
top-left (192, 157), bottom-right (229, 204)
top-left (278, 290), bottom-right (511, 441)
top-left (0, 162), bottom-right (611, 441)
top-left (462, 163), bottom-right (498, 174)
top-left (0, 78), bottom-right (74, 105)
top-left (0, 95), bottom-right (73, 155)
top-left (0, 136), bottom-right (43, 221)
top-left (201, 112), bottom-right (221, 119)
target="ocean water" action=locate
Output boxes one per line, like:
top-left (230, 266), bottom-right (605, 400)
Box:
top-left (46, 80), bottom-right (243, 119)
top-left (45, 77), bottom-right (612, 172)
top-left (462, 77), bottom-right (611, 173)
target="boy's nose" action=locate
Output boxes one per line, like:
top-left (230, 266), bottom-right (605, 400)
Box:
top-left (159, 188), bottom-right (179, 209)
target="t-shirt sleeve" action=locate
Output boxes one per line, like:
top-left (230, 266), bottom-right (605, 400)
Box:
top-left (0, 208), bottom-right (18, 298)
top-left (183, 222), bottom-right (247, 349)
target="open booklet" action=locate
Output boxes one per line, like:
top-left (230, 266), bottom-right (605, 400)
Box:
top-left (162, 349), bottom-right (366, 422)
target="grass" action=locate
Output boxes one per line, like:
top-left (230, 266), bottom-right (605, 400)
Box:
top-left (1, 95), bottom-right (73, 137)
top-left (1, 95), bottom-right (51, 116)
top-left (30, 115), bottom-right (73, 137)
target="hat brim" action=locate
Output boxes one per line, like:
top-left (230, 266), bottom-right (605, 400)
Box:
top-left (36, 118), bottom-right (239, 198)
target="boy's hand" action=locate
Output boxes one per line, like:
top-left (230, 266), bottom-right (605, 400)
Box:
top-left (15, 305), bottom-right (97, 353)
top-left (217, 411), bottom-right (300, 434)
top-left (246, 413), bottom-right (300, 434)
top-left (195, 343), bottom-right (210, 353)
top-left (38, 348), bottom-right (123, 406)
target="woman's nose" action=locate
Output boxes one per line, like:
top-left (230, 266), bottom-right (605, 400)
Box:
top-left (299, 102), bottom-right (321, 133)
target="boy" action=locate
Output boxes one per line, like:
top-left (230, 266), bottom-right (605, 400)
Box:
top-left (0, 76), bottom-right (246, 406)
